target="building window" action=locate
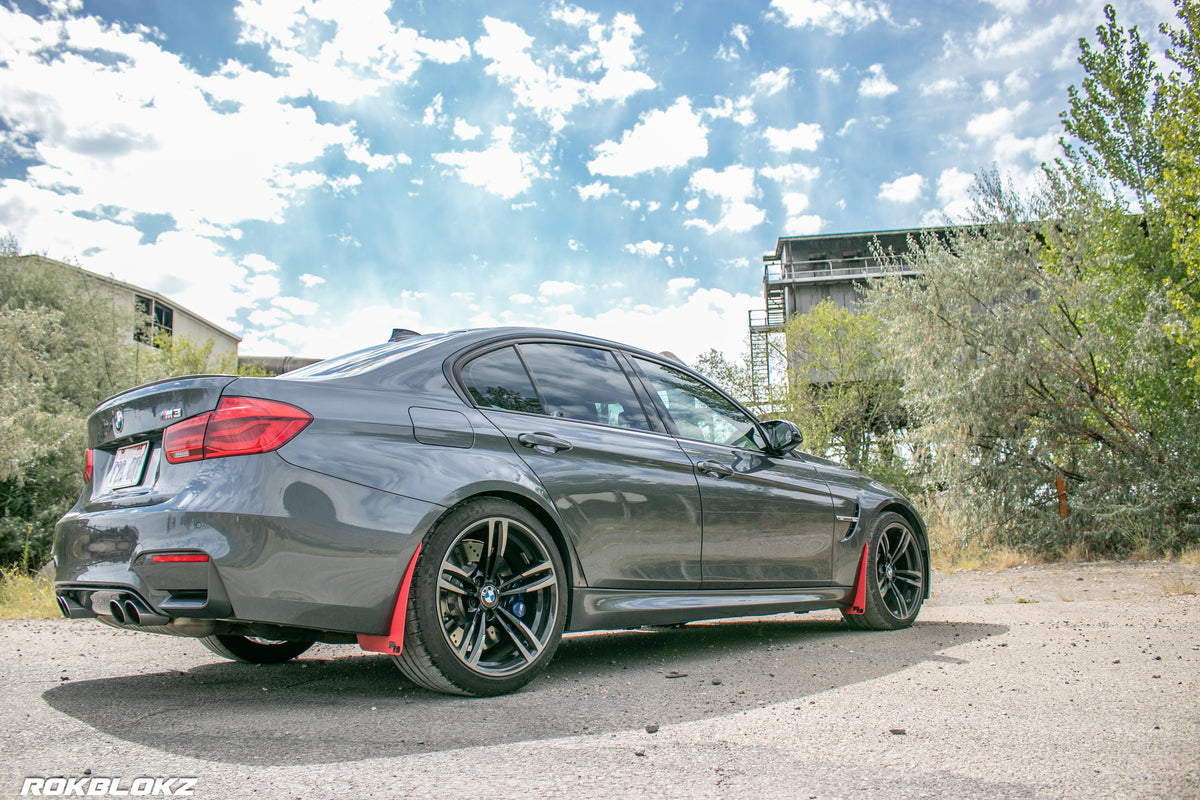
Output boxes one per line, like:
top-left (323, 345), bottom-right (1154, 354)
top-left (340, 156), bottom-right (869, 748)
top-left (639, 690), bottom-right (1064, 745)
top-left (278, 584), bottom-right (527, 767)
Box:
top-left (135, 295), bottom-right (174, 346)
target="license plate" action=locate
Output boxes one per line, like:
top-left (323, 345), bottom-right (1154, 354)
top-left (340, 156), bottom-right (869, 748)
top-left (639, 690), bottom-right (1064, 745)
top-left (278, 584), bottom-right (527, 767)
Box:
top-left (106, 442), bottom-right (150, 490)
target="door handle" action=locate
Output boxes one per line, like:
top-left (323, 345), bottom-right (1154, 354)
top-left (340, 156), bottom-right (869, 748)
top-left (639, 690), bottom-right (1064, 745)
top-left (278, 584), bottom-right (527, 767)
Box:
top-left (518, 432), bottom-right (573, 453)
top-left (696, 459), bottom-right (734, 479)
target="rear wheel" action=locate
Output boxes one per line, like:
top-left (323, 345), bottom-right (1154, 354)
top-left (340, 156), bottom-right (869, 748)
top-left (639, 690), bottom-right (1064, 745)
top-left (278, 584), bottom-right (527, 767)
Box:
top-left (843, 512), bottom-right (925, 630)
top-left (393, 498), bottom-right (567, 696)
top-left (200, 635), bottom-right (313, 663)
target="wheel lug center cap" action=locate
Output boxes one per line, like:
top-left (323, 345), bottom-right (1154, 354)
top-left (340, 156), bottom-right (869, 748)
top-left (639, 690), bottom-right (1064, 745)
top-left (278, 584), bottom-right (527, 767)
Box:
top-left (885, 565), bottom-right (895, 580)
top-left (479, 584), bottom-right (499, 609)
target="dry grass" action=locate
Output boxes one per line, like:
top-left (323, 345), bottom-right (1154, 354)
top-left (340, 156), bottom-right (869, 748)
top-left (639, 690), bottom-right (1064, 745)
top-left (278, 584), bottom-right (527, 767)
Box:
top-left (1179, 545), bottom-right (1200, 566)
top-left (0, 566), bottom-right (60, 619)
top-left (1161, 578), bottom-right (1198, 597)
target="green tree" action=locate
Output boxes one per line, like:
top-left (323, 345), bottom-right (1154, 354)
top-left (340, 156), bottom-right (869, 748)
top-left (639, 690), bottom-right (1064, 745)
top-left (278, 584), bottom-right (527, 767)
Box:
top-left (781, 300), bottom-right (907, 480)
top-left (1153, 2), bottom-right (1200, 374)
top-left (0, 248), bottom-right (254, 567)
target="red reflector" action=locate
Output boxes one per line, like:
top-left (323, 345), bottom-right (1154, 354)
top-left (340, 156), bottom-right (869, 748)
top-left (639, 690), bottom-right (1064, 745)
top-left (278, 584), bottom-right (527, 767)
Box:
top-left (162, 397), bottom-right (311, 465)
top-left (84, 449), bottom-right (94, 482)
top-left (149, 553), bottom-right (210, 563)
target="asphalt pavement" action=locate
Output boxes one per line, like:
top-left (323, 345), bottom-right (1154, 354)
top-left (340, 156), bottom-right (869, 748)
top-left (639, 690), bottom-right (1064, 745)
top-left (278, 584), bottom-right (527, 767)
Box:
top-left (2, 560), bottom-right (1197, 800)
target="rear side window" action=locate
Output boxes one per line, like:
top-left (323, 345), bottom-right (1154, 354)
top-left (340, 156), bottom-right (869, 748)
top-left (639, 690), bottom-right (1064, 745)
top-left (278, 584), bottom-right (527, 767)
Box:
top-left (461, 347), bottom-right (543, 414)
top-left (517, 343), bottom-right (650, 431)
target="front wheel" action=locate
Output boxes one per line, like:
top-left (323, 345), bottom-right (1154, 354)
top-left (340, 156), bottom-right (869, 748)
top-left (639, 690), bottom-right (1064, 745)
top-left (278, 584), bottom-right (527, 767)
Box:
top-left (392, 498), bottom-right (567, 696)
top-left (843, 512), bottom-right (926, 630)
top-left (200, 635), bottom-right (313, 663)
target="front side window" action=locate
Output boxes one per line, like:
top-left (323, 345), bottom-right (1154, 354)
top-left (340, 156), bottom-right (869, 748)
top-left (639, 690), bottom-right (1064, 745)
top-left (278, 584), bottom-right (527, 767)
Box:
top-left (517, 343), bottom-right (650, 431)
top-left (461, 347), bottom-right (543, 414)
top-left (634, 358), bottom-right (762, 449)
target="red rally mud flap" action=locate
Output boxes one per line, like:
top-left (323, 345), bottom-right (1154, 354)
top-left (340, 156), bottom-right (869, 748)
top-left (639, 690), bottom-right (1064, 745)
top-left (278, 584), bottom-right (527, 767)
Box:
top-left (357, 544), bottom-right (422, 655)
top-left (846, 542), bottom-right (869, 615)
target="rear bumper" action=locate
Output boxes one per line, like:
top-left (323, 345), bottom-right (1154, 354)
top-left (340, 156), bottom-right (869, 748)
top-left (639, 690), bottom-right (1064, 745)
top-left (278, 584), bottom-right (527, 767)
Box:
top-left (54, 453), bottom-right (443, 636)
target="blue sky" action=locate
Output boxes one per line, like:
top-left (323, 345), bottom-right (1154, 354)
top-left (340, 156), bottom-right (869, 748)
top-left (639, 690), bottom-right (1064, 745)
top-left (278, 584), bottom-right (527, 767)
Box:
top-left (0, 0), bottom-right (1177, 362)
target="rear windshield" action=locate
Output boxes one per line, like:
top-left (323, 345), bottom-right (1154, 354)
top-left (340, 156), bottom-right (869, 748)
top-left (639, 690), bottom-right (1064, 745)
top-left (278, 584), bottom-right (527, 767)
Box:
top-left (284, 332), bottom-right (455, 379)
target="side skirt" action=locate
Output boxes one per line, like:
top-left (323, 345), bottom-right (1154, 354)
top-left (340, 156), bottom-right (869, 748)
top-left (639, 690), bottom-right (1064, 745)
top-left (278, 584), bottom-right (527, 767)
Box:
top-left (568, 586), bottom-right (852, 632)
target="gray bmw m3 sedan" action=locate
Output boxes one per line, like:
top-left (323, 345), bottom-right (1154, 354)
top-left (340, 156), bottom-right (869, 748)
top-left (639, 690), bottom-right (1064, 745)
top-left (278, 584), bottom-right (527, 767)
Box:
top-left (54, 327), bottom-right (928, 696)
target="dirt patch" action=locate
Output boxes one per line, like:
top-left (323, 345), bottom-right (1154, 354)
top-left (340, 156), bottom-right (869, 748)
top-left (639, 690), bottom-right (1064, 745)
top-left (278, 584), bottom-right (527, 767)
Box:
top-left (929, 559), bottom-right (1200, 607)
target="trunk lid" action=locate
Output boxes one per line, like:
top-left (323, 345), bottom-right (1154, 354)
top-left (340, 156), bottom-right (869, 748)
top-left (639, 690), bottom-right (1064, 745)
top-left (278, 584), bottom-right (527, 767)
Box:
top-left (85, 375), bottom-right (238, 506)
top-left (89, 375), bottom-right (238, 449)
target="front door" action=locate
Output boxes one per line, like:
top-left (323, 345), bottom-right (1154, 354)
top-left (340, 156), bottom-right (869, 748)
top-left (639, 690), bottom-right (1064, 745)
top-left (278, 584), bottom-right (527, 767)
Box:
top-left (630, 356), bottom-right (836, 587)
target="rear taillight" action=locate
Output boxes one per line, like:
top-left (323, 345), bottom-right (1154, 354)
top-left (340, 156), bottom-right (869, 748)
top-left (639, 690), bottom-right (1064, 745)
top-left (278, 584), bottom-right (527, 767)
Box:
top-left (83, 449), bottom-right (94, 482)
top-left (163, 397), bottom-right (312, 464)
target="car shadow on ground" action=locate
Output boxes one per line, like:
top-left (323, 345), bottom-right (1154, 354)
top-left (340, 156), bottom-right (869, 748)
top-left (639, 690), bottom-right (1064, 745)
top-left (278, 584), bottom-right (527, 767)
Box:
top-left (43, 615), bottom-right (1004, 766)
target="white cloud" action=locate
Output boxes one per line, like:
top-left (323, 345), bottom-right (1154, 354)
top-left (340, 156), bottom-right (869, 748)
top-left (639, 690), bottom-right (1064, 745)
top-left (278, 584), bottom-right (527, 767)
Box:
top-left (769, 0), bottom-right (893, 35)
top-left (423, 93), bottom-right (445, 126)
top-left (703, 96), bottom-right (757, 127)
top-left (684, 165), bottom-right (765, 235)
top-left (763, 122), bottom-right (824, 153)
top-left (475, 12), bottom-right (654, 131)
top-left (539, 287), bottom-right (762, 363)
top-left (576, 180), bottom-right (616, 200)
top-left (753, 67), bottom-right (792, 96)
top-left (929, 166), bottom-right (975, 222)
top-left (453, 118), bottom-right (482, 141)
top-left (921, 77), bottom-right (964, 96)
top-left (878, 172), bottom-right (926, 203)
top-left (966, 101), bottom-right (1031, 139)
top-left (243, 254), bottom-right (280, 273)
top-left (624, 240), bottom-right (666, 257)
top-left (817, 67), bottom-right (841, 83)
top-left (298, 273), bottom-right (326, 288)
top-left (859, 63), bottom-right (898, 98)
top-left (781, 192), bottom-right (824, 234)
top-left (667, 277), bottom-right (697, 293)
top-left (587, 97), bottom-right (709, 177)
top-left (272, 295), bottom-right (319, 316)
top-left (717, 23), bottom-right (752, 60)
top-left (761, 164), bottom-right (821, 184)
top-left (538, 280), bottom-right (583, 297)
top-left (509, 292), bottom-right (535, 304)
top-left (433, 126), bottom-right (542, 199)
top-left (233, 0), bottom-right (471, 104)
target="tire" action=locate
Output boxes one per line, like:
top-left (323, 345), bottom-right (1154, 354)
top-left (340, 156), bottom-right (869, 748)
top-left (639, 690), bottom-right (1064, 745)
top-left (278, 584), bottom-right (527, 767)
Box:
top-left (392, 498), bottom-right (567, 696)
top-left (199, 635), bottom-right (313, 663)
top-left (843, 511), bottom-right (926, 630)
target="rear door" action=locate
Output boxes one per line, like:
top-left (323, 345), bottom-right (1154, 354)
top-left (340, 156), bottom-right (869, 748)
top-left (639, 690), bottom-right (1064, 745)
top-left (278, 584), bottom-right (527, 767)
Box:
top-left (630, 357), bottom-right (837, 588)
top-left (459, 341), bottom-right (702, 589)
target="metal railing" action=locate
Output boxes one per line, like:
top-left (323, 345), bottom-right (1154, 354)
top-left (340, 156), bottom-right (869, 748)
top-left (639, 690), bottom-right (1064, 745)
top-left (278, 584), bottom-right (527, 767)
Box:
top-left (763, 257), bottom-right (918, 284)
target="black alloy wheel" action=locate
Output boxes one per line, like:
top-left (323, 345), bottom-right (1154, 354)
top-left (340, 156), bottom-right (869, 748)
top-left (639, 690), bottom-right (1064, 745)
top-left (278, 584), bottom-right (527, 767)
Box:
top-left (199, 635), bottom-right (313, 663)
top-left (393, 498), bottom-right (567, 696)
top-left (843, 511), bottom-right (925, 630)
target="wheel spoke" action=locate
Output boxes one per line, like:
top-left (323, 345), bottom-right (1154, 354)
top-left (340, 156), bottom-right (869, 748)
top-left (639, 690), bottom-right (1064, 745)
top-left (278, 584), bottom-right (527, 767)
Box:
top-left (895, 569), bottom-right (923, 588)
top-left (889, 529), bottom-right (914, 568)
top-left (499, 561), bottom-right (554, 595)
top-left (439, 562), bottom-right (476, 596)
top-left (455, 611), bottom-right (488, 667)
top-left (893, 586), bottom-right (910, 618)
top-left (494, 606), bottom-right (543, 665)
top-left (483, 519), bottom-right (509, 581)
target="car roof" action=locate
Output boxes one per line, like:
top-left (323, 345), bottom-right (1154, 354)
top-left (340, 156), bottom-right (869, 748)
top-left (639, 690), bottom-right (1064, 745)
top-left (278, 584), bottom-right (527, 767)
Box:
top-left (283, 326), bottom-right (686, 381)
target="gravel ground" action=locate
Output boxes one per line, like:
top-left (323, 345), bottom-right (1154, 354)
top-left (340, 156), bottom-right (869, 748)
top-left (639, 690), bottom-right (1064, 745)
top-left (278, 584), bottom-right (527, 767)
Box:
top-left (1, 560), bottom-right (1197, 800)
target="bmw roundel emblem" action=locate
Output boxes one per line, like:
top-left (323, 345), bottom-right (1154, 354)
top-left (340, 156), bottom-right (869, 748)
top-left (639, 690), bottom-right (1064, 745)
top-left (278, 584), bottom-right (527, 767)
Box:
top-left (480, 585), bottom-right (498, 607)
top-left (113, 408), bottom-right (124, 433)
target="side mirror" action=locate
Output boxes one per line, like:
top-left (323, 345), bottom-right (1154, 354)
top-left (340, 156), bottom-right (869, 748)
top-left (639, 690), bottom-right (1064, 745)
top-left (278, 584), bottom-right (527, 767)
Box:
top-left (761, 419), bottom-right (803, 456)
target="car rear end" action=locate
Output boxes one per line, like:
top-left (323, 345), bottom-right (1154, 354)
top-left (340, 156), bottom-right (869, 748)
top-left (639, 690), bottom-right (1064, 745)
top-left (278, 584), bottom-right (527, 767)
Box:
top-left (53, 370), bottom-right (440, 642)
